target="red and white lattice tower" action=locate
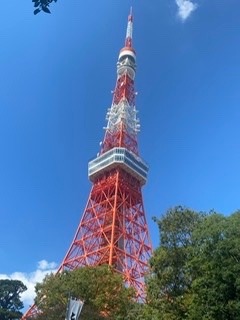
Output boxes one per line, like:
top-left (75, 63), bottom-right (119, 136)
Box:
top-left (22, 9), bottom-right (152, 319)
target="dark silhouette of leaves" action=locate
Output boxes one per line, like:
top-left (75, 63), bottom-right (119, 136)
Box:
top-left (42, 6), bottom-right (51, 13)
top-left (34, 8), bottom-right (41, 15)
top-left (32, 0), bottom-right (57, 15)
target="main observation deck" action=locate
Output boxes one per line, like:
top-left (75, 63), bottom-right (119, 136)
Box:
top-left (88, 147), bottom-right (148, 185)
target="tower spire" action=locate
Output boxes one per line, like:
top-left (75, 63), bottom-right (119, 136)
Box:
top-left (100, 8), bottom-right (138, 155)
top-left (125, 7), bottom-right (133, 48)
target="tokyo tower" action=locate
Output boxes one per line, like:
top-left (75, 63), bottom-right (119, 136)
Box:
top-left (22, 8), bottom-right (152, 319)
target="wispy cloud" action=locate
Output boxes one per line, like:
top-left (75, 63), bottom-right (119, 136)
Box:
top-left (176, 0), bottom-right (198, 21)
top-left (0, 260), bottom-right (57, 309)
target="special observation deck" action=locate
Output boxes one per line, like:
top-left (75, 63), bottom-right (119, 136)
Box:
top-left (88, 147), bottom-right (148, 185)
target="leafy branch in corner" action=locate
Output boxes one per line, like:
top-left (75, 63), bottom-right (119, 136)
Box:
top-left (32, 0), bottom-right (57, 15)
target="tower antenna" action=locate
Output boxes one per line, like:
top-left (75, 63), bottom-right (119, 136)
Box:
top-left (125, 6), bottom-right (133, 47)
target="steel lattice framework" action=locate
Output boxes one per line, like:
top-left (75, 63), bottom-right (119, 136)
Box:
top-left (22, 9), bottom-right (152, 320)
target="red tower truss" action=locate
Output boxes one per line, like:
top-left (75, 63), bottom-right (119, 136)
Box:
top-left (22, 9), bottom-right (152, 319)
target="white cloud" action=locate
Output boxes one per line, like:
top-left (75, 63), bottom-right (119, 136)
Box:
top-left (38, 259), bottom-right (57, 271)
top-left (176, 0), bottom-right (198, 21)
top-left (0, 260), bottom-right (57, 309)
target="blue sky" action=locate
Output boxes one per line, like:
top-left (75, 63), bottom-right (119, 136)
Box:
top-left (1, 0), bottom-right (240, 307)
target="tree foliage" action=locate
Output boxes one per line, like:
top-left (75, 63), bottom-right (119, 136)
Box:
top-left (188, 212), bottom-right (240, 319)
top-left (146, 206), bottom-right (240, 319)
top-left (0, 279), bottom-right (27, 320)
top-left (32, 0), bottom-right (57, 15)
top-left (146, 206), bottom-right (205, 319)
top-left (32, 265), bottom-right (136, 320)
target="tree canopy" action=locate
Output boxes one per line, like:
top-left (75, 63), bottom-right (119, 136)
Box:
top-left (32, 265), bottom-right (136, 320)
top-left (146, 206), bottom-right (240, 319)
top-left (187, 212), bottom-right (240, 319)
top-left (0, 279), bottom-right (27, 320)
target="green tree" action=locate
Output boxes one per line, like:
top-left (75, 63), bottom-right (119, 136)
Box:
top-left (0, 279), bottom-right (27, 320)
top-left (146, 207), bottom-right (240, 320)
top-left (33, 265), bottom-right (136, 320)
top-left (146, 206), bottom-right (205, 319)
top-left (188, 212), bottom-right (240, 319)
